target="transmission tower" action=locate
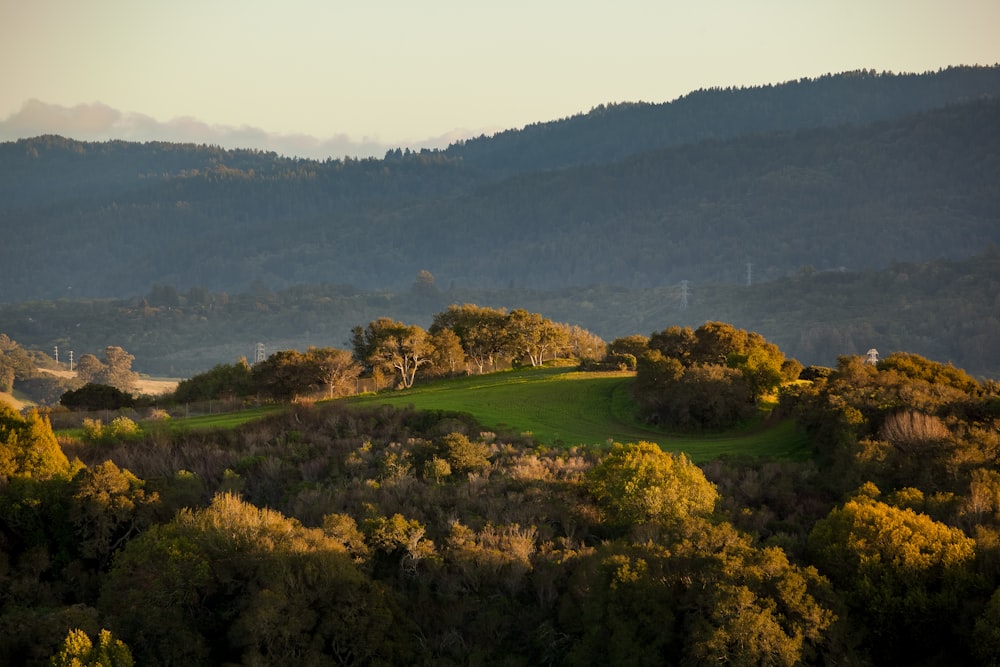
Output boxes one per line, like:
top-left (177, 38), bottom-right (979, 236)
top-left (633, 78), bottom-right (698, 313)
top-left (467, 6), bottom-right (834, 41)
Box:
top-left (255, 342), bottom-right (266, 364)
top-left (680, 280), bottom-right (689, 309)
top-left (69, 351), bottom-right (74, 372)
top-left (866, 348), bottom-right (879, 366)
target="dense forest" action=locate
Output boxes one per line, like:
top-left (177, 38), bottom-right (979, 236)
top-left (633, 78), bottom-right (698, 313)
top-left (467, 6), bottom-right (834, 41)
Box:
top-left (2, 320), bottom-right (1000, 665)
top-left (1, 67), bottom-right (999, 301)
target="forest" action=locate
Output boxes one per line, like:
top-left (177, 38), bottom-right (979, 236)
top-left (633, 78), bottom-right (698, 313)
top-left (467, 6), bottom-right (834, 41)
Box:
top-left (2, 67), bottom-right (1000, 301)
top-left (1, 309), bottom-right (1000, 665)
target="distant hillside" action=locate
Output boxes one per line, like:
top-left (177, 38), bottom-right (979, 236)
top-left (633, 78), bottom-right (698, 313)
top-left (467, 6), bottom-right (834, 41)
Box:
top-left (1, 254), bottom-right (997, 379)
top-left (1, 67), bottom-right (999, 303)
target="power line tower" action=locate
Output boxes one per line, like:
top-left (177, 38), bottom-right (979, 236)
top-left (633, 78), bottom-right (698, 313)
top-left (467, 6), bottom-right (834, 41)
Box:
top-left (746, 261), bottom-right (752, 287)
top-left (680, 280), bottom-right (689, 309)
top-left (866, 348), bottom-right (879, 366)
top-left (254, 342), bottom-right (266, 364)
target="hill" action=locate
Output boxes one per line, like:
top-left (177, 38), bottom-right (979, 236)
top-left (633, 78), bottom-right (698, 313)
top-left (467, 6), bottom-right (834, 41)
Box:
top-left (347, 365), bottom-right (809, 461)
top-left (1, 67), bottom-right (999, 301)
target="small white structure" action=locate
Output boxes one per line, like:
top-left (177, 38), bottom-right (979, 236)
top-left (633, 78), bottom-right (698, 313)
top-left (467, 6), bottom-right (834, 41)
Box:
top-left (865, 348), bottom-right (879, 365)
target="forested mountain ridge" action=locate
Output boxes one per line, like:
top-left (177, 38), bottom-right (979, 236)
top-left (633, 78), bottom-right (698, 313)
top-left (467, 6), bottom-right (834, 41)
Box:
top-left (4, 66), bottom-right (997, 211)
top-left (2, 90), bottom-right (998, 300)
top-left (442, 65), bottom-right (1000, 171)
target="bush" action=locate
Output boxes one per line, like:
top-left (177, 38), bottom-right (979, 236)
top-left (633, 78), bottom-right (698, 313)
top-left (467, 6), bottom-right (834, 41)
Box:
top-left (61, 384), bottom-right (134, 411)
top-left (81, 416), bottom-right (142, 445)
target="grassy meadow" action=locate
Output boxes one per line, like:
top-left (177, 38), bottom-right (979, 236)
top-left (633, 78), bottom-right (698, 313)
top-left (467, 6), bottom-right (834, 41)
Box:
top-left (348, 366), bottom-right (809, 462)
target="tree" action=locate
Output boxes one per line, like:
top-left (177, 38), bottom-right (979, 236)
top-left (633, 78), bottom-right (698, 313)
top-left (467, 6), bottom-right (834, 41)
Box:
top-left (0, 405), bottom-right (70, 480)
top-left (431, 304), bottom-right (511, 374)
top-left (74, 354), bottom-right (105, 385)
top-left (437, 431), bottom-right (491, 474)
top-left (70, 460), bottom-right (159, 567)
top-left (558, 323), bottom-right (607, 362)
top-left (586, 441), bottom-right (718, 528)
top-left (60, 383), bottom-right (134, 411)
top-left (172, 359), bottom-right (253, 402)
top-left (74, 347), bottom-right (138, 394)
top-left (409, 269), bottom-right (439, 302)
top-left (305, 346), bottom-right (361, 398)
top-left (100, 493), bottom-right (416, 665)
top-left (808, 494), bottom-right (979, 662)
top-left (354, 318), bottom-right (432, 389)
top-left (609, 334), bottom-right (649, 359)
top-left (648, 325), bottom-right (696, 364)
top-left (427, 327), bottom-right (466, 376)
top-left (50, 628), bottom-right (134, 667)
top-left (506, 309), bottom-right (566, 367)
top-left (99, 346), bottom-right (139, 394)
top-left (0, 333), bottom-right (33, 392)
top-left (692, 321), bottom-right (749, 366)
top-left (565, 519), bottom-right (834, 666)
top-left (250, 349), bottom-right (318, 400)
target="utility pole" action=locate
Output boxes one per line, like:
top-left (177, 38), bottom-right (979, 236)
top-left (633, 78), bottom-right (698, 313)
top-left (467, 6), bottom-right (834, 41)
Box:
top-left (69, 350), bottom-right (74, 372)
top-left (54, 346), bottom-right (59, 365)
top-left (255, 342), bottom-right (265, 364)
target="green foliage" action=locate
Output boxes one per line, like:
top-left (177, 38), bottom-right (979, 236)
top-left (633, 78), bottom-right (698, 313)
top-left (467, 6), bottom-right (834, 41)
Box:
top-left (0, 405), bottom-right (70, 480)
top-left (60, 384), bottom-right (134, 412)
top-left (70, 461), bottom-right (158, 567)
top-left (437, 432), bottom-right (491, 475)
top-left (100, 492), bottom-right (416, 665)
top-left (565, 520), bottom-right (835, 666)
top-left (808, 494), bottom-right (979, 662)
top-left (636, 323), bottom-right (784, 430)
top-left (0, 333), bottom-right (34, 392)
top-left (79, 417), bottom-right (142, 445)
top-left (353, 318), bottom-right (432, 389)
top-left (72, 348), bottom-right (138, 394)
top-left (50, 628), bottom-right (133, 667)
top-left (586, 441), bottom-right (718, 528)
top-left (172, 359), bottom-right (252, 402)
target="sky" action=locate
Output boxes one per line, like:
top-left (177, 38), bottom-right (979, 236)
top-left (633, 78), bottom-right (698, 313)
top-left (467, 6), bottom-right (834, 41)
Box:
top-left (2, 0), bottom-right (999, 159)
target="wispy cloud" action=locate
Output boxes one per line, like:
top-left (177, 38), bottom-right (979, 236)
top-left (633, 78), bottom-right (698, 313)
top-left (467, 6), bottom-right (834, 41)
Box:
top-left (0, 99), bottom-right (489, 159)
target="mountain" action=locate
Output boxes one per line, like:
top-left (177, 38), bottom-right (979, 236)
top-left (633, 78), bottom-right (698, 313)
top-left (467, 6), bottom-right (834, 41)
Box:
top-left (2, 67), bottom-right (999, 302)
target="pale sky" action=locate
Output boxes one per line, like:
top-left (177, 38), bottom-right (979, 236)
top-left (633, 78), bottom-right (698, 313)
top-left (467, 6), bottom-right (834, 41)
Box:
top-left (2, 0), bottom-right (998, 158)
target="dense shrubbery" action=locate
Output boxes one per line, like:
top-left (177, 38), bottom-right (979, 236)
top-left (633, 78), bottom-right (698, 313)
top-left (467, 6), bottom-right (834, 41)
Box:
top-left (2, 324), bottom-right (1000, 664)
top-left (629, 322), bottom-right (785, 430)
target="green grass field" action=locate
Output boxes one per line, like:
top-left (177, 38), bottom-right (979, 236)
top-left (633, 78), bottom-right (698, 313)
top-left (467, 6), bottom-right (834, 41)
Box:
top-left (157, 405), bottom-right (286, 432)
top-left (347, 366), bottom-right (809, 462)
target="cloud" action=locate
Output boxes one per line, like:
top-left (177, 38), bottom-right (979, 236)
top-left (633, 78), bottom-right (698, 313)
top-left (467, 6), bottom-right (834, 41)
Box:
top-left (0, 99), bottom-right (491, 159)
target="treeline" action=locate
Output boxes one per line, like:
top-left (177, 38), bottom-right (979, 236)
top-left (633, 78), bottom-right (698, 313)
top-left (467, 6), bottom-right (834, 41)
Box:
top-left (3, 336), bottom-right (1000, 664)
top-left (172, 304), bottom-right (604, 404)
top-left (443, 66), bottom-right (1000, 171)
